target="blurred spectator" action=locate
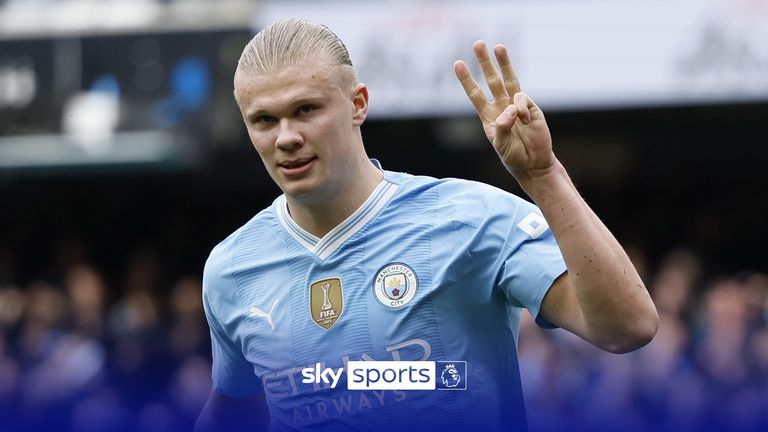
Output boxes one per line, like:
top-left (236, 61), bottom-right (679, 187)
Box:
top-left (0, 285), bottom-right (24, 330)
top-left (66, 264), bottom-right (108, 339)
top-left (651, 248), bottom-right (702, 321)
top-left (166, 276), bottom-right (207, 360)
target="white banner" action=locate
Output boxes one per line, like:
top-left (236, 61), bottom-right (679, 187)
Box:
top-left (253, 0), bottom-right (768, 117)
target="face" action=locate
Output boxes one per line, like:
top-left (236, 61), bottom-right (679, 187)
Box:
top-left (234, 62), bottom-right (368, 203)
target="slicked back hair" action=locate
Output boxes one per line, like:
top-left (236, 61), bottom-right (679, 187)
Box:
top-left (234, 18), bottom-right (357, 101)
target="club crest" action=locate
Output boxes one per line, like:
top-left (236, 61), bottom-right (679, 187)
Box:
top-left (384, 273), bottom-right (407, 300)
top-left (310, 277), bottom-right (344, 330)
top-left (374, 263), bottom-right (418, 309)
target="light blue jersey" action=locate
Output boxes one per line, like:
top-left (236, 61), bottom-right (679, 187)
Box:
top-left (203, 167), bottom-right (567, 432)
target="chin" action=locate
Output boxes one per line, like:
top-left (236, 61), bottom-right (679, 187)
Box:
top-left (282, 180), bottom-right (322, 201)
top-left (279, 172), bottom-right (338, 204)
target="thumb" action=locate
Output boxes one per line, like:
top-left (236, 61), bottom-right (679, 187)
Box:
top-left (494, 105), bottom-right (517, 145)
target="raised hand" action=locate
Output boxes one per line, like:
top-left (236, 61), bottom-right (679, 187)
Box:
top-left (454, 41), bottom-right (555, 179)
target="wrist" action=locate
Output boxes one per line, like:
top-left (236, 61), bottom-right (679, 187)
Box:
top-left (513, 159), bottom-right (571, 202)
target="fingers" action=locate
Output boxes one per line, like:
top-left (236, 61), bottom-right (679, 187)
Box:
top-left (493, 44), bottom-right (521, 95)
top-left (473, 40), bottom-right (508, 100)
top-left (455, 40), bottom-right (524, 118)
top-left (453, 60), bottom-right (488, 114)
top-left (513, 92), bottom-right (533, 124)
top-left (494, 93), bottom-right (535, 129)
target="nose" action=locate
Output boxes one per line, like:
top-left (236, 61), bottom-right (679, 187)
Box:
top-left (274, 119), bottom-right (303, 150)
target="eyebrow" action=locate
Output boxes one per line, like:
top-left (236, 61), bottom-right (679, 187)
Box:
top-left (245, 95), bottom-right (326, 120)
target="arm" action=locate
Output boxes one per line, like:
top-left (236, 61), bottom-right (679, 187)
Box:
top-left (199, 263), bottom-right (271, 431)
top-left (454, 41), bottom-right (658, 353)
top-left (195, 390), bottom-right (270, 432)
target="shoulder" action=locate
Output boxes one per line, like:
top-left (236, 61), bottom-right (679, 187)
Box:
top-left (207, 207), bottom-right (275, 268)
top-left (202, 202), bottom-right (281, 322)
top-left (384, 170), bottom-right (535, 227)
top-left (203, 201), bottom-right (281, 294)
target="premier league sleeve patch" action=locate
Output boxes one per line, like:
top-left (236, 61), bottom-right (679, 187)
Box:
top-left (436, 361), bottom-right (467, 390)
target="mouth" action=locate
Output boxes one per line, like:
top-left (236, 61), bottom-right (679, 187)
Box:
top-left (278, 157), bottom-right (317, 177)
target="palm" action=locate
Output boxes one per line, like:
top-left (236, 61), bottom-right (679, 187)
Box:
top-left (455, 41), bottom-right (554, 176)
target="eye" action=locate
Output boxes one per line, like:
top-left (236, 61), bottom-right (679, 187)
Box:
top-left (298, 104), bottom-right (317, 115)
top-left (255, 115), bottom-right (277, 124)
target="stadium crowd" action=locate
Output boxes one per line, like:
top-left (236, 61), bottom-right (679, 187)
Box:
top-left (0, 244), bottom-right (765, 431)
top-left (0, 247), bottom-right (211, 432)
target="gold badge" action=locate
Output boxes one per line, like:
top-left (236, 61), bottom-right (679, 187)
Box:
top-left (310, 277), bottom-right (343, 330)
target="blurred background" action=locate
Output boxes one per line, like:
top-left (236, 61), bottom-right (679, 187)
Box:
top-left (0, 0), bottom-right (766, 431)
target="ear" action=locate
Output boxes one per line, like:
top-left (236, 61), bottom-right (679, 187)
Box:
top-left (351, 83), bottom-right (369, 127)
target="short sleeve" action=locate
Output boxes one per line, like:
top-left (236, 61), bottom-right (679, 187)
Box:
top-left (202, 247), bottom-right (264, 397)
top-left (498, 210), bottom-right (567, 328)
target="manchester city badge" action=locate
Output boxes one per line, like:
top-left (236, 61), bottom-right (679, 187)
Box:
top-left (374, 263), bottom-right (418, 308)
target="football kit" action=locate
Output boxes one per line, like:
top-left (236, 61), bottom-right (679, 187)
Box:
top-left (203, 165), bottom-right (567, 431)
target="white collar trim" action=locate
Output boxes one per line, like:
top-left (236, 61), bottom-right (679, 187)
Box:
top-left (275, 180), bottom-right (398, 260)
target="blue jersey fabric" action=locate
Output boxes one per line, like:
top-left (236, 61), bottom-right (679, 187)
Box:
top-left (203, 168), bottom-right (567, 432)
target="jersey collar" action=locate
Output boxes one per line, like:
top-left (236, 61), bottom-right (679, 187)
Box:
top-left (274, 177), bottom-right (398, 260)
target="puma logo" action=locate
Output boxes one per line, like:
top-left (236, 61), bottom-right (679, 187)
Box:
top-left (248, 299), bottom-right (279, 330)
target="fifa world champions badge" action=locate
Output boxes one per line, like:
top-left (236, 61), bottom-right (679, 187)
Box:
top-left (374, 263), bottom-right (418, 308)
top-left (310, 277), bottom-right (344, 330)
top-left (436, 361), bottom-right (467, 390)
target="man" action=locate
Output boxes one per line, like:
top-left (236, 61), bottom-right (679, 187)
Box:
top-left (196, 18), bottom-right (658, 432)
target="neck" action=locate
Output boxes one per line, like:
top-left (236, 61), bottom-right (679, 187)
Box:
top-left (285, 160), bottom-right (383, 238)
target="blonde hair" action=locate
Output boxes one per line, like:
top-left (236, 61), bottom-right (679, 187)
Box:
top-left (235, 19), bottom-right (357, 99)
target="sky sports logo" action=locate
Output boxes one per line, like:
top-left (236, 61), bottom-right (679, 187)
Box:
top-left (301, 361), bottom-right (467, 391)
